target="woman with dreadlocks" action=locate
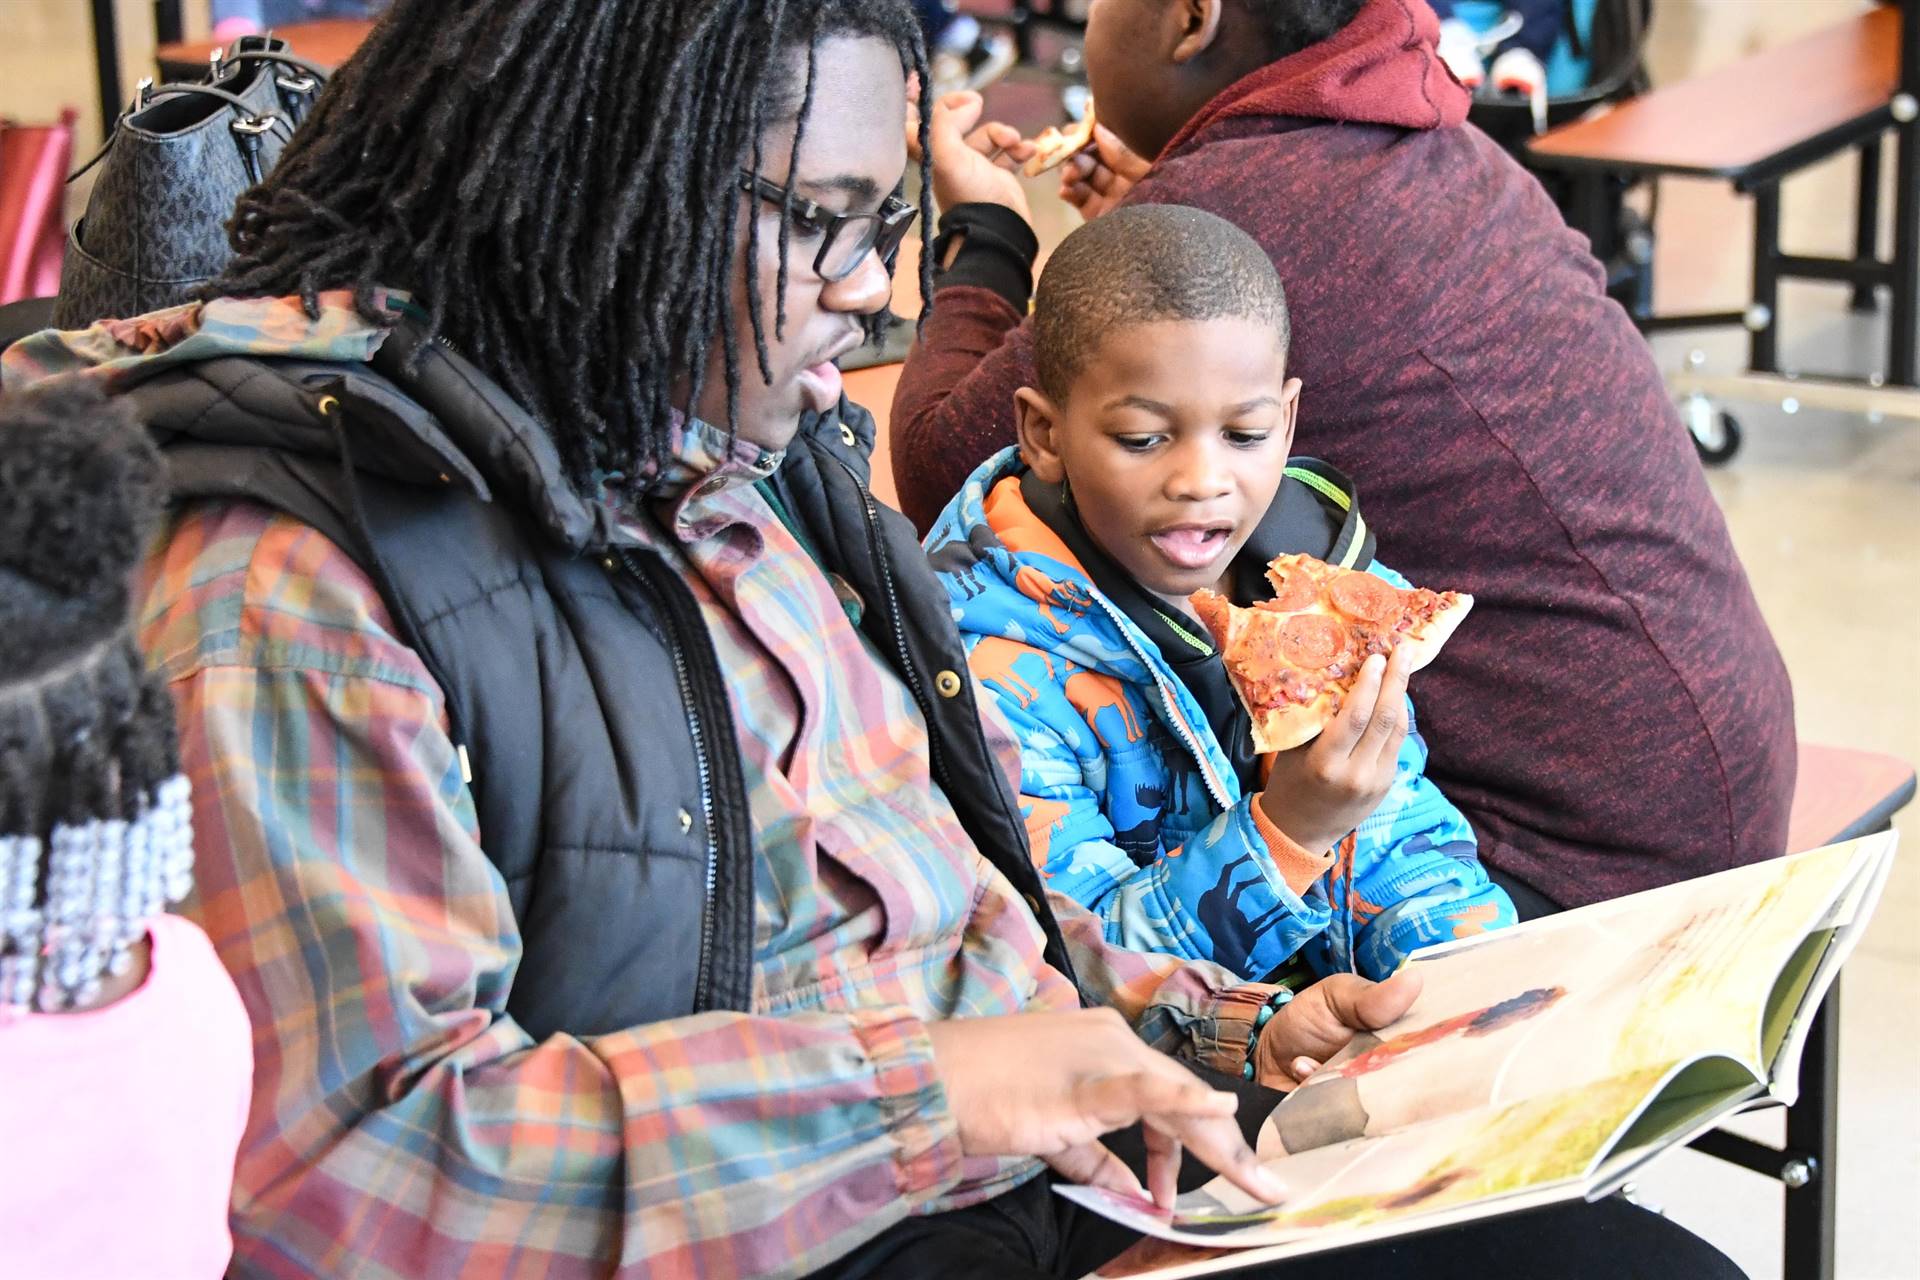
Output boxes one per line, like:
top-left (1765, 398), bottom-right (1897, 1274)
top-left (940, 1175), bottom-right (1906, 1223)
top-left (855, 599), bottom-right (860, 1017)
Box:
top-left (2, 2), bottom-right (1739, 1277)
top-left (0, 376), bottom-right (251, 1278)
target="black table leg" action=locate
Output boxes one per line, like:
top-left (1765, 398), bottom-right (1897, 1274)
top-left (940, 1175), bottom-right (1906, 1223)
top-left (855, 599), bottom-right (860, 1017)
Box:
top-left (1751, 183), bottom-right (1782, 373)
top-left (1010, 2), bottom-right (1036, 64)
top-left (1570, 170), bottom-right (1614, 263)
top-left (156, 0), bottom-right (185, 45)
top-left (1782, 982), bottom-right (1840, 1280)
top-left (1893, 0), bottom-right (1920, 384)
top-left (89, 0), bottom-right (122, 138)
top-left (1891, 115), bottom-right (1920, 385)
top-left (1852, 139), bottom-right (1883, 312)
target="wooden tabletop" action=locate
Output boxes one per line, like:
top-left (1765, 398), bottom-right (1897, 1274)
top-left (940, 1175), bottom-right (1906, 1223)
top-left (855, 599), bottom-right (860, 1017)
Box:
top-left (1528, 5), bottom-right (1901, 179)
top-left (155, 18), bottom-right (374, 79)
top-left (1785, 742), bottom-right (1916, 853)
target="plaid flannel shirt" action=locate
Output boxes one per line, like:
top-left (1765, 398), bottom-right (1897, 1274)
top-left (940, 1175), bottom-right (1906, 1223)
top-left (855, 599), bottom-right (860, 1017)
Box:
top-left (129, 395), bottom-right (1280, 1278)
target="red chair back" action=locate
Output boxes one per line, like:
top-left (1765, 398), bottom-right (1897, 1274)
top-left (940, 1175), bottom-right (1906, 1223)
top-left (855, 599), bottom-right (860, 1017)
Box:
top-left (0, 109), bottom-right (76, 306)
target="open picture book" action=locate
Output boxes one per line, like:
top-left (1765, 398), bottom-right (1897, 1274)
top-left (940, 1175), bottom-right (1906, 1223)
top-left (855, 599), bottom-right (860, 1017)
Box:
top-left (1061, 832), bottom-right (1899, 1280)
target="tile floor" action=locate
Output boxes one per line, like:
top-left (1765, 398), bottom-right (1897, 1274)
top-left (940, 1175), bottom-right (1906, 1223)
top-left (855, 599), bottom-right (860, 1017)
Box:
top-left (8, 0), bottom-right (1916, 1275)
top-left (1627, 8), bottom-right (1918, 1279)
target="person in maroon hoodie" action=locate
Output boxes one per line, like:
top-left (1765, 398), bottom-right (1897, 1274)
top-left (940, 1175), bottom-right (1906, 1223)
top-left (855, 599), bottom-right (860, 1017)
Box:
top-left (891, 0), bottom-right (1796, 915)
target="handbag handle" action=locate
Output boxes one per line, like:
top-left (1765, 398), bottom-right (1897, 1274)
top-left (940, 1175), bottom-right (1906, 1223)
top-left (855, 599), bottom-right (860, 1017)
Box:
top-left (67, 31), bottom-right (332, 184)
top-left (213, 46), bottom-right (331, 83)
top-left (213, 46), bottom-right (332, 125)
top-left (67, 82), bottom-right (297, 187)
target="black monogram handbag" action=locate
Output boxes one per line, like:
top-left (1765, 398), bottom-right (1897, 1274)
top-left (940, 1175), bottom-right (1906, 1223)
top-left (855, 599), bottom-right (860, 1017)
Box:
top-left (53, 35), bottom-right (328, 329)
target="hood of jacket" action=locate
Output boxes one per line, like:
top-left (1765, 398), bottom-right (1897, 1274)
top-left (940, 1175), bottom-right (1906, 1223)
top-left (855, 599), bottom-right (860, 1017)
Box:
top-left (4, 292), bottom-right (1069, 1025)
top-left (928, 445), bottom-right (1385, 803)
top-left (1163, 0), bottom-right (1469, 159)
top-left (925, 447), bottom-right (1243, 809)
top-left (0, 290), bottom-right (801, 556)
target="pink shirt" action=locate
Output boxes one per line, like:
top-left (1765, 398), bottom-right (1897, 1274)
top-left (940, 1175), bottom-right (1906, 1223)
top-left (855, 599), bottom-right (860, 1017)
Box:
top-left (0, 913), bottom-right (252, 1279)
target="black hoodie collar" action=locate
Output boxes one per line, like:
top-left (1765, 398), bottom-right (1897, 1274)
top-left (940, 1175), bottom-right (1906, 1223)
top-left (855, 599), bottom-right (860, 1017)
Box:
top-left (1017, 458), bottom-right (1369, 783)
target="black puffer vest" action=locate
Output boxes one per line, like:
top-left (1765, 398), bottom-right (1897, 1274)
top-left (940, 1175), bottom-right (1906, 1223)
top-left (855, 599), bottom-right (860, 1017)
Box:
top-left (120, 322), bottom-right (1074, 1041)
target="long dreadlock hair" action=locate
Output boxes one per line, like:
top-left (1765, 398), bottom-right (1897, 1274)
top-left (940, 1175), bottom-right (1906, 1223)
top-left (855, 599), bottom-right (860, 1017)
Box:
top-left (213, 0), bottom-right (934, 491)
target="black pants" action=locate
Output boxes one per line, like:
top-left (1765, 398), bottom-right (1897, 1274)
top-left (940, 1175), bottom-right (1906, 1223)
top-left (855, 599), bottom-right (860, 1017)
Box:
top-left (1487, 864), bottom-right (1562, 922)
top-left (810, 1170), bottom-right (1743, 1280)
top-left (809, 1074), bottom-right (1745, 1280)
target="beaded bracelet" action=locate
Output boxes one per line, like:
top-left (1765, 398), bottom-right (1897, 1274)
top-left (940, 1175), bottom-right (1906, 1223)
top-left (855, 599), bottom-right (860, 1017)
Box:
top-left (1240, 987), bottom-right (1296, 1080)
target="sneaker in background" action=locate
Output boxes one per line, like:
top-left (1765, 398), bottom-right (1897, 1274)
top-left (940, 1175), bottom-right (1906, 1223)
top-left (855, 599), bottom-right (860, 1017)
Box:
top-left (1436, 18), bottom-right (1486, 90)
top-left (1489, 48), bottom-right (1549, 131)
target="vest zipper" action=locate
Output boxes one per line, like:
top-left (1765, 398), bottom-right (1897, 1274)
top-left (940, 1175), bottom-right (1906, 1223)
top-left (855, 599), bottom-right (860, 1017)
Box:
top-left (427, 331), bottom-right (746, 1011)
top-left (613, 544), bottom-right (734, 1014)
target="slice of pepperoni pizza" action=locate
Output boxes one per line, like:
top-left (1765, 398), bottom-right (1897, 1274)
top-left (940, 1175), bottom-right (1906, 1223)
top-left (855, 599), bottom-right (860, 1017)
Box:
top-left (1189, 554), bottom-right (1472, 753)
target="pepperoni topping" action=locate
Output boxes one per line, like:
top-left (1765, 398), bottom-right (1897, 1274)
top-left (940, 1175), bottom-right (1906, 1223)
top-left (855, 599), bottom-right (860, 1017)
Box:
top-left (1350, 625), bottom-right (1394, 659)
top-left (1406, 589), bottom-right (1455, 626)
top-left (1275, 613), bottom-right (1346, 670)
top-left (1265, 562), bottom-right (1322, 611)
top-left (1243, 666), bottom-right (1317, 708)
top-left (1329, 570), bottom-right (1399, 624)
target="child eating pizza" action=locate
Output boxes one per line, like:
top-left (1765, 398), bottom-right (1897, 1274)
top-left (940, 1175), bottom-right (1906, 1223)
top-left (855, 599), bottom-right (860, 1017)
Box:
top-left (923, 205), bottom-right (1515, 981)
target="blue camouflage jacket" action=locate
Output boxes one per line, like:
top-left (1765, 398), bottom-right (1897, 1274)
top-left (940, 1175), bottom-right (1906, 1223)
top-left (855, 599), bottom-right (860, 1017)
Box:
top-left (927, 449), bottom-right (1515, 980)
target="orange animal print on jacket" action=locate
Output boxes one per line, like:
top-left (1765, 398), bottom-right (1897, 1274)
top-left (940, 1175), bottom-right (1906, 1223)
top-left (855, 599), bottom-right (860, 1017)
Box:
top-left (1024, 797), bottom-right (1074, 866)
top-left (1013, 565), bottom-right (1094, 634)
top-left (1335, 834), bottom-right (1389, 927)
top-left (1449, 902), bottom-right (1502, 938)
top-left (1062, 670), bottom-right (1145, 748)
top-left (969, 636), bottom-right (1056, 711)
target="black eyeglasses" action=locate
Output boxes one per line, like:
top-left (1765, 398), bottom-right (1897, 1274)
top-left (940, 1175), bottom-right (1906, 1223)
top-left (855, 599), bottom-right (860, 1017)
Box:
top-left (738, 173), bottom-right (919, 282)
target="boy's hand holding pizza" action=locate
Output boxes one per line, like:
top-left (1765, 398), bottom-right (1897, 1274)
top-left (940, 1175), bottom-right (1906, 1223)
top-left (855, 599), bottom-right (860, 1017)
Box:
top-left (1192, 552), bottom-right (1472, 856)
top-left (1258, 644), bottom-right (1413, 854)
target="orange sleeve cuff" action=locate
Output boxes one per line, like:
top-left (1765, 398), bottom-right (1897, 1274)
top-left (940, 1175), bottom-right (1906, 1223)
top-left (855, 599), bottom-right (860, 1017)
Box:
top-left (1249, 797), bottom-right (1338, 895)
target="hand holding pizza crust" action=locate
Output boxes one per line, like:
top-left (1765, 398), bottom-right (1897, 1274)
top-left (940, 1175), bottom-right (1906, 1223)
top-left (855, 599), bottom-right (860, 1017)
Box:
top-left (911, 86), bottom-right (1037, 219)
top-left (1059, 124), bottom-right (1150, 220)
top-left (1193, 554), bottom-right (1471, 753)
top-left (1259, 646), bottom-right (1413, 854)
top-left (1193, 553), bottom-right (1473, 852)
top-left (1023, 104), bottom-right (1099, 176)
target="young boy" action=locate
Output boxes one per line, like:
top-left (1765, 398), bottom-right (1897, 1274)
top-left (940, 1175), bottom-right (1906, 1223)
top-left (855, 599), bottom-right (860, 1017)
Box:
top-left (900, 0), bottom-right (1796, 919)
top-left (926, 205), bottom-right (1514, 981)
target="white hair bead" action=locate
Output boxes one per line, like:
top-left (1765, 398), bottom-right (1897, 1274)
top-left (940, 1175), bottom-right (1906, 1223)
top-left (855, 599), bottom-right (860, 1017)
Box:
top-left (3, 774), bottom-right (196, 1012)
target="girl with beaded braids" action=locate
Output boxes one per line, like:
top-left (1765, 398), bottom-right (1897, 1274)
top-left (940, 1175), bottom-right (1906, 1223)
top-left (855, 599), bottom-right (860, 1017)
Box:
top-left (0, 376), bottom-right (251, 1279)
